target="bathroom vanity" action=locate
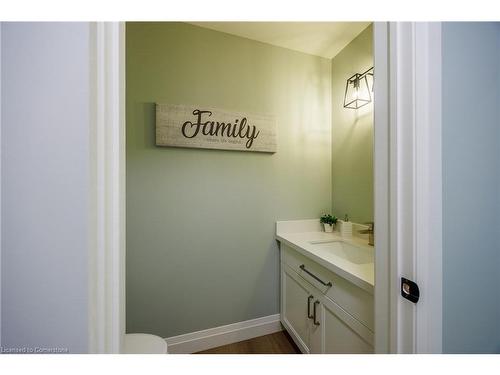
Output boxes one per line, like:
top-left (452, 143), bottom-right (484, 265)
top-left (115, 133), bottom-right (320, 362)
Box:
top-left (276, 219), bottom-right (374, 354)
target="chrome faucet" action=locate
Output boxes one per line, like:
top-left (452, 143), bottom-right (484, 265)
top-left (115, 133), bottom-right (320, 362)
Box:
top-left (358, 222), bottom-right (374, 246)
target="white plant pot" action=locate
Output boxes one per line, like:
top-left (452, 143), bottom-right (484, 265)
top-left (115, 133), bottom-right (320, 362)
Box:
top-left (323, 223), bottom-right (334, 233)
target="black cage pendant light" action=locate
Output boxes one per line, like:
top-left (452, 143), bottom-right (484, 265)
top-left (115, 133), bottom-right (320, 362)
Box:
top-left (343, 67), bottom-right (374, 109)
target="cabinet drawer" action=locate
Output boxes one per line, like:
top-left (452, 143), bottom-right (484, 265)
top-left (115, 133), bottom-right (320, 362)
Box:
top-left (281, 244), bottom-right (374, 331)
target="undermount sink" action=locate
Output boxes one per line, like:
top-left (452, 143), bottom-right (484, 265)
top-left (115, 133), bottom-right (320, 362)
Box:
top-left (308, 239), bottom-right (373, 265)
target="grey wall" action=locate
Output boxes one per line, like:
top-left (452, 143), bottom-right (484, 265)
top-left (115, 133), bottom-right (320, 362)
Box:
top-left (126, 22), bottom-right (332, 338)
top-left (1, 23), bottom-right (90, 353)
top-left (442, 22), bottom-right (500, 353)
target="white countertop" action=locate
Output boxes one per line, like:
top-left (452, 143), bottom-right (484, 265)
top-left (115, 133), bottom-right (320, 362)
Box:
top-left (276, 219), bottom-right (374, 293)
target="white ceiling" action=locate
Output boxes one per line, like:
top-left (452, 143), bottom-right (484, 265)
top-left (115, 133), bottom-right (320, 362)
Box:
top-left (189, 22), bottom-right (371, 59)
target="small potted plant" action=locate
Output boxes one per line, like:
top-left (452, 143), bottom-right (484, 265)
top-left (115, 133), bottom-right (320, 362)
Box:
top-left (320, 214), bottom-right (338, 233)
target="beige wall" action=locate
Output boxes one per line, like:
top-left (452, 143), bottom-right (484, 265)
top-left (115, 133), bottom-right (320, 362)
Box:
top-left (126, 22), bottom-right (332, 338)
top-left (331, 25), bottom-right (373, 223)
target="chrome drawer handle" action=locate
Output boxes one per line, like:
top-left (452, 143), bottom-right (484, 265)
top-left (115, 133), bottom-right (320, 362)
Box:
top-left (307, 295), bottom-right (314, 319)
top-left (299, 264), bottom-right (333, 287)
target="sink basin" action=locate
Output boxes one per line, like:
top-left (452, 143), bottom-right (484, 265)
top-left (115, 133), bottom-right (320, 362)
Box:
top-left (308, 240), bottom-right (373, 265)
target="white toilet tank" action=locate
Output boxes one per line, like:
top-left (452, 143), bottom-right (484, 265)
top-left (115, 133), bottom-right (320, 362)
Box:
top-left (123, 333), bottom-right (168, 354)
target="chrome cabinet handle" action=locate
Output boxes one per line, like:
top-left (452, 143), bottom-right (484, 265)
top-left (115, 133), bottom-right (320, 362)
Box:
top-left (307, 295), bottom-right (314, 319)
top-left (313, 300), bottom-right (320, 326)
top-left (299, 264), bottom-right (333, 287)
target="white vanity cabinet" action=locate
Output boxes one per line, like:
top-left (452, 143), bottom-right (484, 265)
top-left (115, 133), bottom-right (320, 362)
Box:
top-left (280, 244), bottom-right (374, 354)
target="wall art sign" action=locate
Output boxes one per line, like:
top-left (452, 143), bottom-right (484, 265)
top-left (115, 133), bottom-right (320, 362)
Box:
top-left (156, 104), bottom-right (277, 153)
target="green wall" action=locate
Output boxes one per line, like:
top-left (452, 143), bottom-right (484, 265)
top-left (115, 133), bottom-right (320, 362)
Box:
top-left (331, 25), bottom-right (373, 223)
top-left (126, 22), bottom-right (332, 337)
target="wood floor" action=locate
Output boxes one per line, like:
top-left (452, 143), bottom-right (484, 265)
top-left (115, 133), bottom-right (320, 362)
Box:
top-left (195, 331), bottom-right (301, 354)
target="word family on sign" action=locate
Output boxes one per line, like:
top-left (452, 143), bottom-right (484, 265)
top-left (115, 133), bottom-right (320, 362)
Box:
top-left (156, 104), bottom-right (276, 153)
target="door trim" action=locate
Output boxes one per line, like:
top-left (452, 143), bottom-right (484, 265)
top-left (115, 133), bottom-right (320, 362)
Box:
top-left (373, 22), bottom-right (391, 354)
top-left (88, 22), bottom-right (126, 354)
top-left (374, 22), bottom-right (443, 354)
top-left (413, 22), bottom-right (442, 354)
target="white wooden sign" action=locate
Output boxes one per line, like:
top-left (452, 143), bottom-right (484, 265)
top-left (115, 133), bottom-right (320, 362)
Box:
top-left (156, 104), bottom-right (276, 153)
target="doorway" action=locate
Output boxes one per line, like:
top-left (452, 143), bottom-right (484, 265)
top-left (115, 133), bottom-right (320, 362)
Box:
top-left (89, 21), bottom-right (443, 354)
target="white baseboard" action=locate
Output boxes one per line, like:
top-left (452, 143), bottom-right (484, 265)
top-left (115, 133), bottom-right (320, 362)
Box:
top-left (165, 314), bottom-right (282, 354)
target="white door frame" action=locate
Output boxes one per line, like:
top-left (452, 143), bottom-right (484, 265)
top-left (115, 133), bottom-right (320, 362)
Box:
top-left (374, 22), bottom-right (443, 354)
top-left (89, 21), bottom-right (443, 354)
top-left (88, 22), bottom-right (126, 354)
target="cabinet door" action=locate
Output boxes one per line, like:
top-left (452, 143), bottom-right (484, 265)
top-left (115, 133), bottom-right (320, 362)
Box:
top-left (282, 267), bottom-right (312, 352)
top-left (311, 297), bottom-right (373, 354)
